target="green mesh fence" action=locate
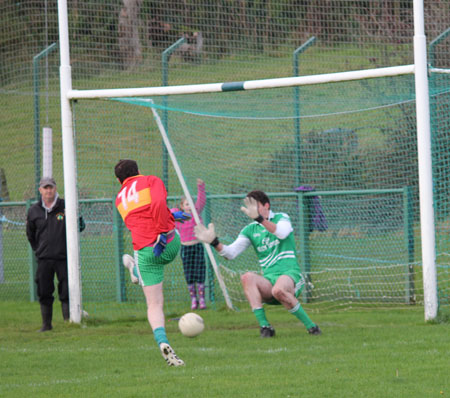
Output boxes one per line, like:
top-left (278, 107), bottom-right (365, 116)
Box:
top-left (68, 71), bottom-right (449, 315)
top-left (1, 1), bottom-right (449, 319)
top-left (430, 72), bottom-right (450, 310)
top-left (0, 203), bottom-right (32, 301)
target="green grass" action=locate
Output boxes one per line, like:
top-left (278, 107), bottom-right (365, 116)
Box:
top-left (0, 302), bottom-right (448, 398)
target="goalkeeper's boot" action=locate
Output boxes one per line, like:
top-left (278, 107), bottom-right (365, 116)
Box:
top-left (307, 325), bottom-right (322, 335)
top-left (159, 343), bottom-right (185, 367)
top-left (122, 254), bottom-right (139, 284)
top-left (260, 325), bottom-right (275, 338)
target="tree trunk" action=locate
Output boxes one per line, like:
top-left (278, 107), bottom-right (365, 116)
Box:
top-left (118, 0), bottom-right (143, 69)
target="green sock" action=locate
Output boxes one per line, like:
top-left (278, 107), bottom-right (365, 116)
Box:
top-left (289, 302), bottom-right (315, 330)
top-left (153, 327), bottom-right (169, 346)
top-left (253, 307), bottom-right (270, 327)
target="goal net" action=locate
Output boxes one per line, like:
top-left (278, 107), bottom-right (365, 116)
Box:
top-left (1, 0), bottom-right (450, 321)
top-left (71, 70), bottom-right (450, 316)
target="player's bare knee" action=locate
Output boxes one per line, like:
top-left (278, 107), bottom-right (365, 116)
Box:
top-left (272, 286), bottom-right (285, 302)
top-left (240, 272), bottom-right (253, 287)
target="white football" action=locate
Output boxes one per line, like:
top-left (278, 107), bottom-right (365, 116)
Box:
top-left (178, 312), bottom-right (204, 337)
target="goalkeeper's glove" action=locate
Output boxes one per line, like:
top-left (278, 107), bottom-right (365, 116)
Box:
top-left (171, 210), bottom-right (192, 223)
top-left (153, 233), bottom-right (167, 257)
top-left (240, 197), bottom-right (265, 223)
top-left (194, 223), bottom-right (220, 248)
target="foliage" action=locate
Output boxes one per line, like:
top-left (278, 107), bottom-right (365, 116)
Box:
top-left (3, 0), bottom-right (450, 85)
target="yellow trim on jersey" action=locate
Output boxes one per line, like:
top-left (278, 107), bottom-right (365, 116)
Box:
top-left (117, 187), bottom-right (151, 219)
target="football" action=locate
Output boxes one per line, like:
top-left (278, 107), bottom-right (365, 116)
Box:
top-left (178, 312), bottom-right (204, 337)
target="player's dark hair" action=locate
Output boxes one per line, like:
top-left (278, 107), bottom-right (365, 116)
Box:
top-left (114, 159), bottom-right (139, 183)
top-left (247, 190), bottom-right (270, 208)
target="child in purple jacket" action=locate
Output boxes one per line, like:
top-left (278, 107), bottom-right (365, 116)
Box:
top-left (172, 179), bottom-right (207, 310)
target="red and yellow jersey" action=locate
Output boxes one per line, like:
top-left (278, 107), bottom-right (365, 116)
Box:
top-left (115, 174), bottom-right (175, 250)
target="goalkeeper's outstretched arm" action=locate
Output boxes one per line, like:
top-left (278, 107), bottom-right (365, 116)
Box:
top-left (194, 223), bottom-right (222, 250)
top-left (194, 223), bottom-right (250, 259)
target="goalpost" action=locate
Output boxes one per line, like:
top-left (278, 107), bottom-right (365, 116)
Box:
top-left (57, 0), bottom-right (439, 322)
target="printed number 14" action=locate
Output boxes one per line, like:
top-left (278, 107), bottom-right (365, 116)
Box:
top-left (118, 181), bottom-right (139, 210)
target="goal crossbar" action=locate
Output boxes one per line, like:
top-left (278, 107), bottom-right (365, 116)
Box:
top-left (430, 67), bottom-right (450, 74)
top-left (68, 65), bottom-right (415, 100)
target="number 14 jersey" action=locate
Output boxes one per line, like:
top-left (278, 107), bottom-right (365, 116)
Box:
top-left (115, 174), bottom-right (175, 250)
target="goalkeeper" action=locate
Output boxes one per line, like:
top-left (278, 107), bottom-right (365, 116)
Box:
top-left (194, 190), bottom-right (321, 338)
top-left (114, 159), bottom-right (185, 366)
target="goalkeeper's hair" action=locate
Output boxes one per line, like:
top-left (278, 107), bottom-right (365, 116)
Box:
top-left (114, 159), bottom-right (139, 183)
top-left (247, 190), bottom-right (270, 208)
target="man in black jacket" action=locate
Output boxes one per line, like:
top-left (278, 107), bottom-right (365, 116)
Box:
top-left (26, 177), bottom-right (84, 332)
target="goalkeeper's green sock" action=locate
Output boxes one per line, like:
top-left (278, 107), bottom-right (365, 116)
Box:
top-left (153, 327), bottom-right (169, 346)
top-left (289, 302), bottom-right (316, 330)
top-left (253, 307), bottom-right (270, 327)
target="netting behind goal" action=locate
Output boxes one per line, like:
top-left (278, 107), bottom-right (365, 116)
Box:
top-left (201, 190), bottom-right (418, 311)
top-left (70, 71), bottom-right (450, 316)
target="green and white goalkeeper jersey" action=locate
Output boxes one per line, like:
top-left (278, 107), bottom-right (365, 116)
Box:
top-left (239, 212), bottom-right (300, 274)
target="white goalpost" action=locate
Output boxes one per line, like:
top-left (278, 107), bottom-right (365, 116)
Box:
top-left (58, 0), bottom-right (82, 323)
top-left (57, 0), bottom-right (438, 322)
top-left (413, 0), bottom-right (438, 321)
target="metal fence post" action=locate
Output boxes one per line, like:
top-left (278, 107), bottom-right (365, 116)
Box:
top-left (203, 194), bottom-right (215, 305)
top-left (26, 199), bottom-right (38, 301)
top-left (293, 37), bottom-right (316, 188)
top-left (161, 37), bottom-right (186, 188)
top-left (403, 186), bottom-right (415, 303)
top-left (297, 191), bottom-right (311, 302)
top-left (112, 199), bottom-right (125, 302)
top-left (33, 43), bottom-right (58, 199)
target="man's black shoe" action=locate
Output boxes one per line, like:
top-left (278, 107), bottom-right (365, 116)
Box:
top-left (307, 325), bottom-right (322, 335)
top-left (260, 325), bottom-right (275, 338)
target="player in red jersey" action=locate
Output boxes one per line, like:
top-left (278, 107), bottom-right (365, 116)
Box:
top-left (114, 159), bottom-right (184, 366)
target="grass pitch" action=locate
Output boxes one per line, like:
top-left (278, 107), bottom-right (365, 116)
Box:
top-left (0, 302), bottom-right (448, 398)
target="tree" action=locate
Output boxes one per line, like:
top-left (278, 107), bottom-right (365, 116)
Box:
top-left (118, 0), bottom-right (143, 69)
